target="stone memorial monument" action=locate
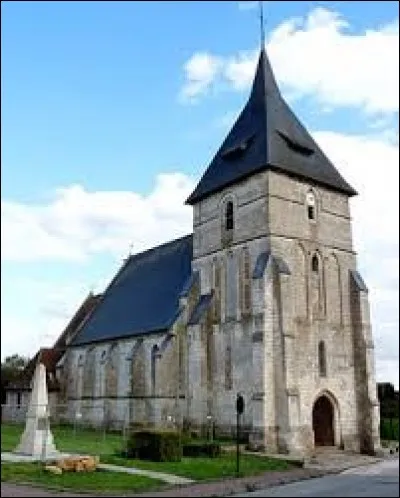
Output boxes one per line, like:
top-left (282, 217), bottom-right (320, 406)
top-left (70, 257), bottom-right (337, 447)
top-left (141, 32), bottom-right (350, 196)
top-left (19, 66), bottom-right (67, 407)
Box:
top-left (14, 362), bottom-right (59, 459)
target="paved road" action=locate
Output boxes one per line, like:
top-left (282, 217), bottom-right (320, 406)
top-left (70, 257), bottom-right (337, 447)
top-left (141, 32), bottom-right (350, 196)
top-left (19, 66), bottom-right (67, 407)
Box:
top-left (0, 483), bottom-right (85, 497)
top-left (232, 458), bottom-right (399, 497)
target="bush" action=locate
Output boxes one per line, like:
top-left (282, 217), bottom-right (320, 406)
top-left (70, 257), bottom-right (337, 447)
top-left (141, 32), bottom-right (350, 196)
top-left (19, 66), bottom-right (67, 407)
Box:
top-left (125, 430), bottom-right (182, 462)
top-left (182, 441), bottom-right (221, 458)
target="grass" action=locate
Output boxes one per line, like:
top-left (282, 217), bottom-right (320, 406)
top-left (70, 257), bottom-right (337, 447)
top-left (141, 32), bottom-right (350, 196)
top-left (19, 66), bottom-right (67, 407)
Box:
top-left (1, 423), bottom-right (243, 456)
top-left (1, 423), bottom-right (122, 456)
top-left (1, 422), bottom-right (295, 485)
top-left (102, 452), bottom-right (292, 480)
top-left (1, 423), bottom-right (23, 452)
top-left (1, 462), bottom-right (166, 493)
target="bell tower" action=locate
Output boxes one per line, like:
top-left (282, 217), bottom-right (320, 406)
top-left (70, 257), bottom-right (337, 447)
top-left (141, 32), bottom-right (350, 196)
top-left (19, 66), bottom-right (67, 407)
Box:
top-left (184, 7), bottom-right (379, 455)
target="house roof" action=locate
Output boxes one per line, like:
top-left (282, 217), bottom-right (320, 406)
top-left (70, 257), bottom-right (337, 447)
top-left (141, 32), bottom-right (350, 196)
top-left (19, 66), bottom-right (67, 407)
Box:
top-left (186, 48), bottom-right (357, 205)
top-left (7, 348), bottom-right (61, 391)
top-left (70, 234), bottom-right (193, 347)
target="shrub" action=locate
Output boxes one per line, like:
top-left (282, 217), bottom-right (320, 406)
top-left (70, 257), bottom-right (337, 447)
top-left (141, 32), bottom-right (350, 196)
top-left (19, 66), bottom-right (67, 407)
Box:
top-left (182, 441), bottom-right (221, 458)
top-left (125, 430), bottom-right (182, 462)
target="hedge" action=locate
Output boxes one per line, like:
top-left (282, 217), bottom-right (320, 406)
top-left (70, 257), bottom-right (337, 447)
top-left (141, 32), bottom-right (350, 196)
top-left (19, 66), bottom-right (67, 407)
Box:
top-left (182, 441), bottom-right (221, 458)
top-left (126, 429), bottom-right (182, 462)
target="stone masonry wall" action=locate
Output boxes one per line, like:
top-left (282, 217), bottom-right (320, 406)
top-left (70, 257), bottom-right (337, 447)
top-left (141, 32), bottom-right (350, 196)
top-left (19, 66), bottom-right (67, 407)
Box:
top-left (265, 170), bottom-right (376, 455)
top-left (65, 328), bottom-right (183, 429)
top-left (190, 171), bottom-right (271, 435)
top-left (189, 167), bottom-right (377, 455)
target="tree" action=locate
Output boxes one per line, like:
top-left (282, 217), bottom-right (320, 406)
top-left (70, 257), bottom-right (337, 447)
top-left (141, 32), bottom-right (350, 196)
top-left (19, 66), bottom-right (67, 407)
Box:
top-left (378, 382), bottom-right (399, 418)
top-left (378, 382), bottom-right (396, 403)
top-left (377, 382), bottom-right (399, 441)
top-left (1, 354), bottom-right (30, 404)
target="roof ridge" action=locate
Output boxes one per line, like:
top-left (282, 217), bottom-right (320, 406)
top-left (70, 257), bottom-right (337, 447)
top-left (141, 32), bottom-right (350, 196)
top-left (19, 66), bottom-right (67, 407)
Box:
top-left (77, 234), bottom-right (193, 329)
top-left (126, 233), bottom-right (193, 264)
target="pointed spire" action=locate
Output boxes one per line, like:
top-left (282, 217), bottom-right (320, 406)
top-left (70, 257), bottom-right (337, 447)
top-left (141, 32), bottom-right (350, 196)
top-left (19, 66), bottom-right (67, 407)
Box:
top-left (249, 46), bottom-right (280, 103)
top-left (249, 2), bottom-right (279, 99)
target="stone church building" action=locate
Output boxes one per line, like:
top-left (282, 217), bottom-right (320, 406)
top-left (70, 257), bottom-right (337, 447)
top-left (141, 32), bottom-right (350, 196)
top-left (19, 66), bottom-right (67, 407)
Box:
top-left (56, 47), bottom-right (380, 456)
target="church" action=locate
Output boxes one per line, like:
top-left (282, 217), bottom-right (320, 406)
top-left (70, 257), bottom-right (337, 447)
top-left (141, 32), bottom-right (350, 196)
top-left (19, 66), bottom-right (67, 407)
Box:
top-left (54, 46), bottom-right (380, 456)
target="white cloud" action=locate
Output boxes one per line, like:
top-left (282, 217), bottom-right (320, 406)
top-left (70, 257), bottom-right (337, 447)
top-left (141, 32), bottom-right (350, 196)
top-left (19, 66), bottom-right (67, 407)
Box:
top-left (180, 53), bottom-right (222, 103)
top-left (1, 172), bottom-right (195, 360)
top-left (313, 131), bottom-right (399, 251)
top-left (376, 359), bottom-right (399, 389)
top-left (224, 50), bottom-right (259, 91)
top-left (268, 8), bottom-right (399, 114)
top-left (1, 279), bottom-right (92, 360)
top-left (180, 7), bottom-right (399, 114)
top-left (1, 173), bottom-right (195, 263)
top-left (1, 315), bottom-right (45, 361)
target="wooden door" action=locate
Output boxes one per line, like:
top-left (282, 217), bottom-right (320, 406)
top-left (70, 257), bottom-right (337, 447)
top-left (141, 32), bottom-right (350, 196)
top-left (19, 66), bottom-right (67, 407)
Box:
top-left (312, 395), bottom-right (334, 446)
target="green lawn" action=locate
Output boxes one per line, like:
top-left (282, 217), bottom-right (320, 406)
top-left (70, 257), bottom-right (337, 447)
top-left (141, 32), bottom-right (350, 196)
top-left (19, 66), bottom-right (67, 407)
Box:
top-left (1, 462), bottom-right (166, 494)
top-left (1, 423), bottom-right (23, 452)
top-left (1, 423), bottom-right (122, 456)
top-left (1, 422), bottom-right (295, 484)
top-left (102, 452), bottom-right (292, 480)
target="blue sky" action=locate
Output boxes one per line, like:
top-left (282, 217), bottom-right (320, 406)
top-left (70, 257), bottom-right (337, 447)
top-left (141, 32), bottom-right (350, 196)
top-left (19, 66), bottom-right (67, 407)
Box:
top-left (1, 1), bottom-right (399, 388)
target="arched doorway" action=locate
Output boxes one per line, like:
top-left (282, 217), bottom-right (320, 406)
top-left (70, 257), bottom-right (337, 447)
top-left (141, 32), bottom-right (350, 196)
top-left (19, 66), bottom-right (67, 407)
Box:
top-left (312, 395), bottom-right (334, 446)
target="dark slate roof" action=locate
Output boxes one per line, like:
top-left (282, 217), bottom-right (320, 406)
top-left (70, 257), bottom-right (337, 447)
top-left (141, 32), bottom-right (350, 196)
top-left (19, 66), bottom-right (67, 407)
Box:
top-left (186, 48), bottom-right (357, 205)
top-left (350, 269), bottom-right (368, 292)
top-left (188, 293), bottom-right (213, 325)
top-left (252, 251), bottom-right (291, 279)
top-left (253, 251), bottom-right (270, 279)
top-left (273, 256), bottom-right (291, 275)
top-left (71, 235), bottom-right (193, 346)
top-left (179, 271), bottom-right (200, 298)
